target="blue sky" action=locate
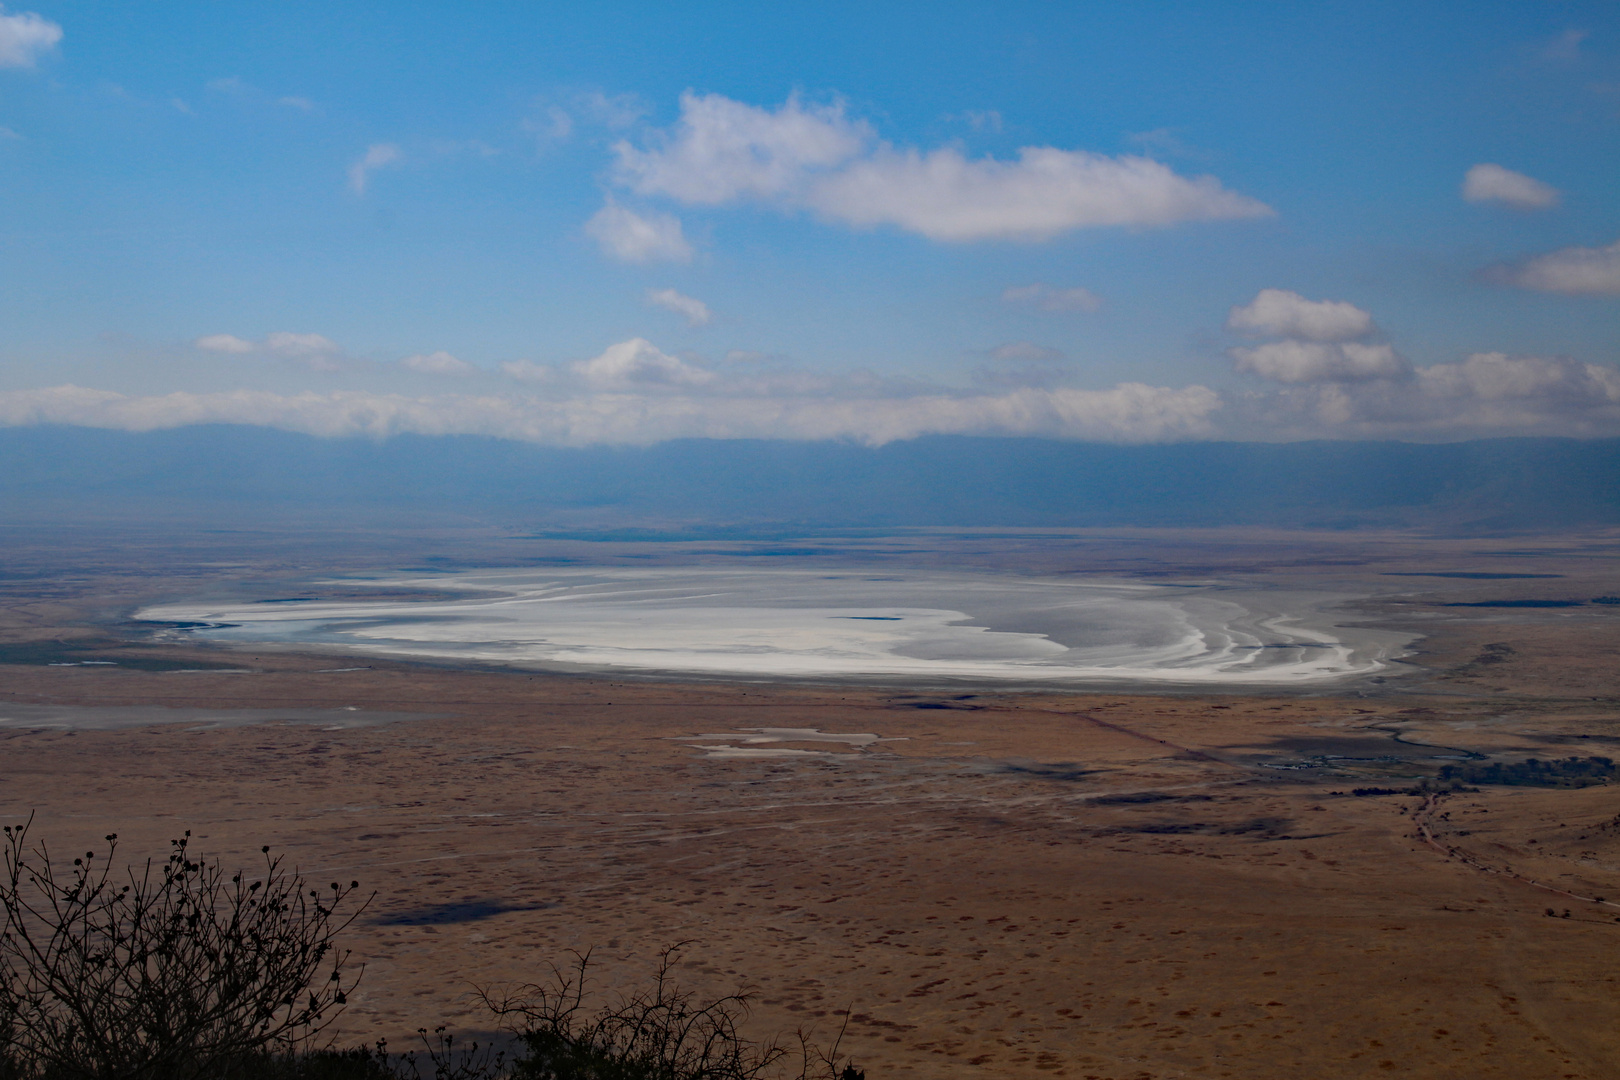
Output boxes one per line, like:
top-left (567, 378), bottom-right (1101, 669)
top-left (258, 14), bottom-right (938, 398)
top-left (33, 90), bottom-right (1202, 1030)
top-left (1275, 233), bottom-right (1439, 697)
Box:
top-left (1, 1), bottom-right (1617, 444)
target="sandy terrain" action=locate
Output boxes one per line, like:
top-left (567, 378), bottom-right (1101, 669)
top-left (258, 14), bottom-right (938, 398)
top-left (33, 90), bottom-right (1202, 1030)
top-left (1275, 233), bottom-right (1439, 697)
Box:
top-left (2, 525), bottom-right (1619, 1079)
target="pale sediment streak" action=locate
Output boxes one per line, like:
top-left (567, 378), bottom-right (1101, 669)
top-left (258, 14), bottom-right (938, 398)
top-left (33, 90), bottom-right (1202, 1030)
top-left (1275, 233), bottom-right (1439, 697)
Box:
top-left (136, 567), bottom-right (1412, 687)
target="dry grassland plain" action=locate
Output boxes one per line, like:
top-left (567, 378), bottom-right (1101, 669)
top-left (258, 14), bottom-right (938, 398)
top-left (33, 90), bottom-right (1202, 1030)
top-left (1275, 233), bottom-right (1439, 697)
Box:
top-left (2, 524), bottom-right (1619, 1079)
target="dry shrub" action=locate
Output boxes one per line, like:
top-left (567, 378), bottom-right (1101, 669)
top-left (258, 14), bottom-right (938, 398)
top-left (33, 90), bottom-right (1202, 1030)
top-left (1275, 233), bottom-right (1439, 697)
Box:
top-left (0, 818), bottom-right (367, 1080)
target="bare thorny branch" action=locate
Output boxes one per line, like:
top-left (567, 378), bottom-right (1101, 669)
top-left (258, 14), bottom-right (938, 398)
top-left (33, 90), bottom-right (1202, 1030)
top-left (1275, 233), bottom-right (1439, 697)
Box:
top-left (0, 816), bottom-right (371, 1080)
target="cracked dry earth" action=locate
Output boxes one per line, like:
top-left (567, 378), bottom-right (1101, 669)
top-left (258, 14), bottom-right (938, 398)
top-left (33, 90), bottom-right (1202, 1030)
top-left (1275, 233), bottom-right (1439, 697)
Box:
top-left (4, 652), bottom-right (1620, 1079)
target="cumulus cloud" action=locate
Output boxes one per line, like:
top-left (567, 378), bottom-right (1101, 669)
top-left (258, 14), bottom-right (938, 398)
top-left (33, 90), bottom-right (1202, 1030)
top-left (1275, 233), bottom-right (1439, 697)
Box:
top-left (989, 341), bottom-right (1064, 364)
top-left (1226, 289), bottom-right (1374, 342)
top-left (585, 201), bottom-right (693, 263)
top-left (572, 338), bottom-right (714, 389)
top-left (808, 146), bottom-right (1271, 241)
top-left (614, 92), bottom-right (870, 204)
top-left (195, 333), bottom-right (254, 354)
top-left (196, 331), bottom-right (346, 369)
top-left (1255, 353), bottom-right (1620, 439)
top-left (1462, 163), bottom-right (1560, 209)
top-left (500, 360), bottom-right (553, 383)
top-left (1485, 237), bottom-right (1620, 296)
top-left (1002, 283), bottom-right (1103, 313)
top-left (1219, 288), bottom-right (1620, 437)
top-left (610, 92), bottom-right (1271, 242)
top-left (265, 332), bottom-right (340, 358)
top-left (400, 351), bottom-right (474, 375)
top-left (1231, 341), bottom-right (1409, 383)
top-left (0, 7), bottom-right (61, 68)
top-left (348, 143), bottom-right (401, 194)
top-left (646, 288), bottom-right (711, 326)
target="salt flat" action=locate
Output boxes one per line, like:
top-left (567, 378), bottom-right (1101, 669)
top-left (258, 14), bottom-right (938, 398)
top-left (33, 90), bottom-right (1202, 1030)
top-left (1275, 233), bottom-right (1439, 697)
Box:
top-left (137, 566), bottom-right (1414, 687)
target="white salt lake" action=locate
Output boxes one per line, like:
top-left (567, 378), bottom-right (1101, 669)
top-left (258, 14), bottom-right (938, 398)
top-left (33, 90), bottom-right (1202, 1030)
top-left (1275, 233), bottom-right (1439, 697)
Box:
top-left (136, 567), bottom-right (1415, 688)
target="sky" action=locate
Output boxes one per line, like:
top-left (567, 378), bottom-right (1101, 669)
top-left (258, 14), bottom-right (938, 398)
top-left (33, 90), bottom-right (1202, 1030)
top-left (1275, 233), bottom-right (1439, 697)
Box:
top-left (0, 0), bottom-right (1617, 446)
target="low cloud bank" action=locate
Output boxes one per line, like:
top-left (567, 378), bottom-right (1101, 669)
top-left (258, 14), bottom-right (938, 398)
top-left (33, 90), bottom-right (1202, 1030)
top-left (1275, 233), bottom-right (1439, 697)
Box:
top-left (4, 345), bottom-right (1615, 446)
top-left (1221, 288), bottom-right (1620, 439)
top-left (0, 381), bottom-right (1222, 447)
top-left (14, 289), bottom-right (1620, 446)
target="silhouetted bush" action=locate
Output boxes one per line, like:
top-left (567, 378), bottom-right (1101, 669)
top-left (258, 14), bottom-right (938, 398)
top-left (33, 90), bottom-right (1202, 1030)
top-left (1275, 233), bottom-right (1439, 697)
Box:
top-left (482, 945), bottom-right (856, 1080)
top-left (2, 825), bottom-right (862, 1080)
top-left (0, 818), bottom-right (367, 1080)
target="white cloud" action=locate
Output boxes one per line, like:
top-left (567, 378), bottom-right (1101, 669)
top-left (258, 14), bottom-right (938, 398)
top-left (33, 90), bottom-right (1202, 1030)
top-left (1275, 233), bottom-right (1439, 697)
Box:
top-left (646, 288), bottom-right (712, 326)
top-left (0, 381), bottom-right (1222, 447)
top-left (1462, 163), bottom-right (1560, 209)
top-left (401, 351), bottom-right (474, 375)
top-left (10, 334), bottom-right (1619, 445)
top-left (1226, 289), bottom-right (1374, 341)
top-left (265, 332), bottom-right (340, 358)
top-left (279, 96), bottom-right (318, 112)
top-left (0, 124), bottom-right (18, 140)
top-left (0, 8), bottom-right (60, 68)
top-left (614, 91), bottom-right (870, 204)
top-left (1231, 341), bottom-right (1409, 384)
top-left (1125, 128), bottom-right (1208, 161)
top-left (612, 93), bottom-right (1270, 242)
top-left (524, 105), bottom-right (572, 142)
top-left (194, 334), bottom-right (254, 354)
top-left (959, 109), bottom-right (1003, 133)
top-left (989, 341), bottom-right (1064, 363)
top-left (585, 201), bottom-right (693, 263)
top-left (1255, 353), bottom-right (1620, 439)
top-left (1418, 352), bottom-right (1618, 402)
top-left (806, 146), bottom-right (1272, 241)
top-left (572, 338), bottom-right (714, 389)
top-left (1218, 291), bottom-right (1620, 436)
top-left (194, 332), bottom-right (343, 365)
top-left (579, 90), bottom-right (649, 130)
top-left (500, 360), bottom-right (553, 383)
top-left (1487, 237), bottom-right (1620, 296)
top-left (1002, 283), bottom-right (1103, 313)
top-left (348, 143), bottom-right (401, 195)
top-left (1541, 28), bottom-right (1589, 62)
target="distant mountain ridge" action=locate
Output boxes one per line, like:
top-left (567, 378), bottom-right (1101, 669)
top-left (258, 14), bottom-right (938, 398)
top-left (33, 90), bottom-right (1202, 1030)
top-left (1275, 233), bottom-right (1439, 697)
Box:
top-left (2, 425), bottom-right (1617, 532)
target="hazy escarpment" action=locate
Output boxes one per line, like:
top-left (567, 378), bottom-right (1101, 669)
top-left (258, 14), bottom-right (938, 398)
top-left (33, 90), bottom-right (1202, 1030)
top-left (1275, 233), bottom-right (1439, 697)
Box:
top-left (2, 426), bottom-right (1618, 532)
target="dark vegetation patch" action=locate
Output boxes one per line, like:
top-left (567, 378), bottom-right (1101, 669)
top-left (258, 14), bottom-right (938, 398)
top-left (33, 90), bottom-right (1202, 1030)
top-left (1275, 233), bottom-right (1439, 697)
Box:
top-left (1438, 756), bottom-right (1615, 789)
top-left (1443, 599), bottom-right (1585, 608)
top-left (1114, 816), bottom-right (1293, 837)
top-left (1089, 791), bottom-right (1214, 806)
top-left (373, 900), bottom-right (552, 926)
top-left (1343, 786), bottom-right (1427, 797)
top-left (1382, 572), bottom-right (1563, 579)
top-left (999, 761), bottom-right (1090, 781)
top-left (0, 641), bottom-right (245, 671)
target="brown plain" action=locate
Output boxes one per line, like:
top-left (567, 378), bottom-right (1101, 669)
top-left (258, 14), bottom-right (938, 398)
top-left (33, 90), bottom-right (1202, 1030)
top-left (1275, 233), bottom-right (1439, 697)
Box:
top-left (2, 524), bottom-right (1619, 1079)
